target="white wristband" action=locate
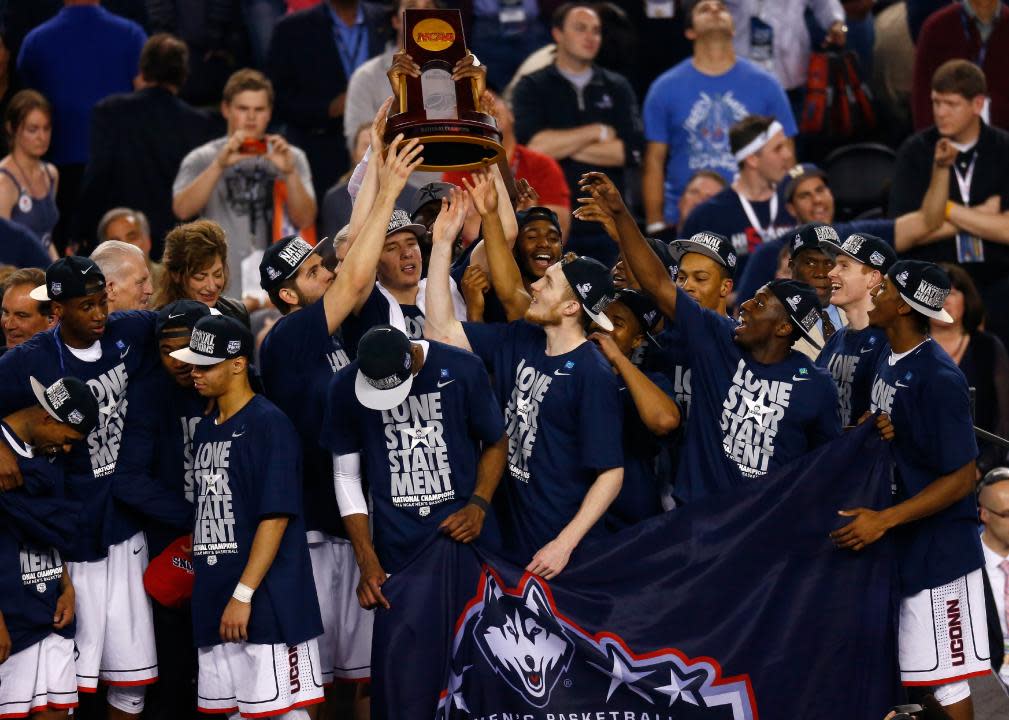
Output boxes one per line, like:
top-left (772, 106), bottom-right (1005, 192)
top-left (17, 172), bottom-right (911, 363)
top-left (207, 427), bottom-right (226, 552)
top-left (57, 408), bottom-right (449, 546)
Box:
top-left (232, 582), bottom-right (254, 603)
top-left (599, 124), bottom-right (609, 142)
top-left (646, 221), bottom-right (666, 234)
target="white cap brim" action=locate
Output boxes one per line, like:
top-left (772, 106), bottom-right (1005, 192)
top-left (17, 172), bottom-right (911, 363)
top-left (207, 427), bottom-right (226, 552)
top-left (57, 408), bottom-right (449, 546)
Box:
top-left (168, 347), bottom-right (227, 366)
top-left (354, 369), bottom-right (414, 411)
top-left (29, 284), bottom-right (50, 301)
top-left (30, 376), bottom-right (61, 423)
top-left (898, 291), bottom-right (954, 324)
top-left (585, 306), bottom-right (614, 332)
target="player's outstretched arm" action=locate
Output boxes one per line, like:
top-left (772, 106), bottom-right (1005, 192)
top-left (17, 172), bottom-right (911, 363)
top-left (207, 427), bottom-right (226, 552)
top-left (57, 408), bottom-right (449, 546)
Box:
top-left (220, 516), bottom-right (289, 642)
top-left (440, 434), bottom-right (507, 543)
top-left (577, 172), bottom-right (678, 321)
top-left (424, 189), bottom-right (474, 351)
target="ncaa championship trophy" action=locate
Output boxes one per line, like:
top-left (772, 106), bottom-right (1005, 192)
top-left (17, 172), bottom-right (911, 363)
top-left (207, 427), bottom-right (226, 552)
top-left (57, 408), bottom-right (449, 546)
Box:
top-left (384, 8), bottom-right (505, 172)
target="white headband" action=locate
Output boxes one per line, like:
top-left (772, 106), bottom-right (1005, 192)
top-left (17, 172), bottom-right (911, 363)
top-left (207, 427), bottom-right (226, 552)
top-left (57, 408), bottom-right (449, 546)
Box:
top-left (733, 121), bottom-right (784, 163)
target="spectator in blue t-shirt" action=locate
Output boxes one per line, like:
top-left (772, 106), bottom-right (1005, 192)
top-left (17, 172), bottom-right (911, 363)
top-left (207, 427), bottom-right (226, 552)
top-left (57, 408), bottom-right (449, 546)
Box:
top-left (641, 0), bottom-right (796, 235)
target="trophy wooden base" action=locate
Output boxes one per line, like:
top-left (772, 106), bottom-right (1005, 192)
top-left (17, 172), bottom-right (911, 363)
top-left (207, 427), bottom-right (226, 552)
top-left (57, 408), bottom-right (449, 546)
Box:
top-left (386, 114), bottom-right (504, 171)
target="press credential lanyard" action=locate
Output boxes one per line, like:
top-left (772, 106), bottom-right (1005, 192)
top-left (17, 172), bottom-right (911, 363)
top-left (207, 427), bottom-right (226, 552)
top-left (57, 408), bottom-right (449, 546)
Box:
top-left (737, 191), bottom-right (779, 242)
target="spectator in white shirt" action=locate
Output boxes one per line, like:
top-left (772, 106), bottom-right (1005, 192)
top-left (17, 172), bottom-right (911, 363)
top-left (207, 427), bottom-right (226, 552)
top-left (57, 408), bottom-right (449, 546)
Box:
top-left (980, 467), bottom-right (1009, 688)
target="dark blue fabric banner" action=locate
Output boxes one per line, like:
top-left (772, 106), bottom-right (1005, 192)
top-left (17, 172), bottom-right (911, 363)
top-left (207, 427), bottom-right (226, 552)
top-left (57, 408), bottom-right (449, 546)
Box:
top-left (372, 422), bottom-right (902, 720)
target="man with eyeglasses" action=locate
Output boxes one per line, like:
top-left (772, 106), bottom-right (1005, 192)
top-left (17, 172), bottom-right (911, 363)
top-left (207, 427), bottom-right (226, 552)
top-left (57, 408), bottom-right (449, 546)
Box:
top-left (979, 467), bottom-right (1009, 688)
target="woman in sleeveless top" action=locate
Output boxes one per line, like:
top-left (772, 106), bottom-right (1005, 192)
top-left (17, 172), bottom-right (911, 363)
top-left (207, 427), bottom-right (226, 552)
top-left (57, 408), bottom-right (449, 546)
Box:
top-left (0, 89), bottom-right (59, 260)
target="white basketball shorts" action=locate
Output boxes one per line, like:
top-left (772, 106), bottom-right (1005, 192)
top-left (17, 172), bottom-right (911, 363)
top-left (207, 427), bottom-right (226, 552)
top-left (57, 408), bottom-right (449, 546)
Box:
top-left (0, 634), bottom-right (77, 717)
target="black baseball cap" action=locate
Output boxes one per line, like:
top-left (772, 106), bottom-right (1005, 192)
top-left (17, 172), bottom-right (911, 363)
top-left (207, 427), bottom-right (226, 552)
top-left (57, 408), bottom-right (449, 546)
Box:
top-left (517, 206), bottom-right (562, 234)
top-left (888, 260), bottom-right (954, 323)
top-left (612, 288), bottom-right (662, 336)
top-left (169, 315), bottom-right (253, 366)
top-left (831, 233), bottom-right (897, 272)
top-left (156, 299), bottom-right (217, 337)
top-left (766, 279), bottom-right (822, 346)
top-left (30, 256), bottom-right (106, 302)
top-left (788, 223), bottom-right (840, 259)
top-left (260, 234), bottom-right (334, 293)
top-left (673, 231), bottom-right (737, 273)
top-left (783, 163), bottom-right (828, 202)
top-left (412, 182), bottom-right (456, 217)
top-left (646, 237), bottom-right (679, 281)
top-left (355, 325), bottom-right (415, 410)
top-left (561, 255), bottom-right (615, 331)
top-left (30, 375), bottom-right (100, 434)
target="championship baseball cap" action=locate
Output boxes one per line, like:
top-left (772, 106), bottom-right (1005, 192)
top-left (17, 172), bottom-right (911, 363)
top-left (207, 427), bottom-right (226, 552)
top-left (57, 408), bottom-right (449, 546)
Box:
top-left (783, 163), bottom-right (828, 201)
top-left (766, 279), bottom-right (822, 346)
top-left (355, 325), bottom-right (415, 411)
top-left (673, 231), bottom-right (737, 272)
top-left (143, 535), bottom-right (194, 609)
top-left (169, 315), bottom-right (253, 366)
top-left (517, 206), bottom-right (562, 233)
top-left (155, 299), bottom-right (217, 337)
top-left (830, 233), bottom-right (897, 272)
top-left (386, 207), bottom-right (428, 239)
top-left (29, 256), bottom-right (106, 302)
top-left (30, 375), bottom-right (100, 434)
top-left (412, 182), bottom-right (456, 217)
top-left (646, 237), bottom-right (679, 281)
top-left (560, 255), bottom-right (616, 332)
top-left (259, 234), bottom-right (334, 293)
top-left (888, 260), bottom-right (954, 323)
top-left (789, 223), bottom-right (840, 258)
top-left (612, 288), bottom-right (663, 337)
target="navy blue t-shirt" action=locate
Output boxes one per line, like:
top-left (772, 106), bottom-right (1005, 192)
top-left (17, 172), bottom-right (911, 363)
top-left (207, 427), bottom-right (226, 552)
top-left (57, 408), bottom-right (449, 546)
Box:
top-left (671, 289), bottom-right (841, 502)
top-left (680, 187), bottom-right (796, 280)
top-left (463, 321), bottom-right (624, 562)
top-left (606, 371), bottom-right (675, 531)
top-left (190, 395), bottom-right (322, 648)
top-left (0, 217), bottom-right (51, 269)
top-left (343, 284), bottom-right (426, 354)
top-left (322, 341), bottom-right (505, 573)
top-left (733, 218), bottom-right (896, 303)
top-left (0, 423), bottom-right (75, 654)
top-left (815, 325), bottom-right (890, 427)
top-left (0, 311), bottom-right (177, 561)
top-left (260, 301), bottom-right (351, 539)
top-left (869, 339), bottom-right (982, 595)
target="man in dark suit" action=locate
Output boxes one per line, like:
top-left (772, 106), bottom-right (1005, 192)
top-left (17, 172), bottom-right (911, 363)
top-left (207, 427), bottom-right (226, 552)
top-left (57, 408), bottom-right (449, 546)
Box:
top-left (76, 33), bottom-right (216, 258)
top-left (980, 467), bottom-right (1009, 686)
top-left (267, 0), bottom-right (387, 203)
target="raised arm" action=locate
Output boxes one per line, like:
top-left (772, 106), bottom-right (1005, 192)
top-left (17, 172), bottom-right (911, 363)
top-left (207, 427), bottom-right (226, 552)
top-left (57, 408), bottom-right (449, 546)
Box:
top-left (591, 332), bottom-right (680, 435)
top-left (578, 171), bottom-right (679, 320)
top-left (325, 133), bottom-right (424, 328)
top-left (424, 188), bottom-right (473, 350)
top-left (347, 97), bottom-right (395, 244)
top-left (465, 171), bottom-right (530, 321)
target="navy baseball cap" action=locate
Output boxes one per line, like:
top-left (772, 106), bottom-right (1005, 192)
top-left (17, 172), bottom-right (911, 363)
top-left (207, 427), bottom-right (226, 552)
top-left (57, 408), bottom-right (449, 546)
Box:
top-left (789, 223), bottom-right (840, 258)
top-left (612, 288), bottom-right (662, 336)
top-left (411, 182), bottom-right (456, 217)
top-left (355, 325), bottom-right (415, 411)
top-left (561, 255), bottom-right (615, 331)
top-left (30, 256), bottom-right (106, 302)
top-left (156, 299), bottom-right (217, 337)
top-left (646, 237), bottom-right (679, 281)
top-left (888, 260), bottom-right (954, 323)
top-left (30, 375), bottom-right (100, 434)
top-left (831, 233), bottom-right (897, 272)
top-left (260, 234), bottom-right (333, 293)
top-left (673, 231), bottom-right (737, 272)
top-left (169, 315), bottom-right (253, 366)
top-left (783, 163), bottom-right (828, 201)
top-left (766, 279), bottom-right (822, 346)
top-left (517, 206), bottom-right (561, 233)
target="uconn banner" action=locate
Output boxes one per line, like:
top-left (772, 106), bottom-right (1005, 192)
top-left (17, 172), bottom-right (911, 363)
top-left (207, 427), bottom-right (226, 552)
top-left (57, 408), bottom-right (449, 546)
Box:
top-left (372, 423), bottom-right (902, 719)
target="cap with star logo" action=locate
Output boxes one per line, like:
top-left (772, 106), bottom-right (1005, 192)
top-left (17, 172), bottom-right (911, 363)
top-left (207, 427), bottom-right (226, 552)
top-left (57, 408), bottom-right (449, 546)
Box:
top-left (30, 256), bottom-right (106, 302)
top-left (560, 255), bottom-right (615, 331)
top-left (169, 315), bottom-right (253, 366)
top-left (30, 375), bottom-right (100, 434)
top-left (887, 259), bottom-right (954, 323)
top-left (766, 279), bottom-right (823, 347)
top-left (355, 325), bottom-right (416, 410)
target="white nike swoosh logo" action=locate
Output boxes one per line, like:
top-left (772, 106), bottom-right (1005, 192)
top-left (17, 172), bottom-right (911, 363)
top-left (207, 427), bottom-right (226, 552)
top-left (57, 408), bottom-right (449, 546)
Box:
top-left (554, 370), bottom-right (571, 376)
top-left (168, 312), bottom-right (185, 319)
top-left (81, 266), bottom-right (91, 274)
top-left (895, 381), bottom-right (910, 388)
top-left (232, 430), bottom-right (245, 438)
top-left (859, 347), bottom-right (873, 354)
top-left (436, 379), bottom-right (455, 388)
top-left (119, 346), bottom-right (130, 359)
top-left (791, 375), bottom-right (809, 381)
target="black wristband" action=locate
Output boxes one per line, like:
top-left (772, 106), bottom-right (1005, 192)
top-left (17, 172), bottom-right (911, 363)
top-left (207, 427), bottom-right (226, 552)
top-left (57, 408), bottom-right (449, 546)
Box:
top-left (467, 495), bottom-right (490, 512)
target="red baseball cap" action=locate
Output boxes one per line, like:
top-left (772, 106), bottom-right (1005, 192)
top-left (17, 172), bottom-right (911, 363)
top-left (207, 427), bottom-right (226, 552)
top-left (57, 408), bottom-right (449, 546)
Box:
top-left (143, 535), bottom-right (195, 608)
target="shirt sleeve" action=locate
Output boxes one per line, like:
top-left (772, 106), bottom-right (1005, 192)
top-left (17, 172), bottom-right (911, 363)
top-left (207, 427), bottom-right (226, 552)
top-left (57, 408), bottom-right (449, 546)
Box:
top-left (172, 145), bottom-right (211, 198)
top-left (464, 356), bottom-right (506, 445)
top-left (919, 367), bottom-right (979, 474)
top-left (462, 321), bottom-right (511, 368)
top-left (808, 376), bottom-right (842, 448)
top-left (611, 76), bottom-right (645, 167)
top-left (319, 370), bottom-right (363, 456)
top-left (578, 358), bottom-right (624, 471)
top-left (291, 147), bottom-right (316, 200)
top-left (765, 75), bottom-right (798, 136)
top-left (642, 77), bottom-right (671, 145)
top-left (254, 414), bottom-right (302, 519)
top-left (889, 136), bottom-right (929, 217)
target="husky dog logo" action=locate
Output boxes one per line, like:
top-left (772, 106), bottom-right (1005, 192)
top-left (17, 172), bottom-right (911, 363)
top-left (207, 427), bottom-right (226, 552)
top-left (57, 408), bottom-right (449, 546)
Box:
top-left (50, 282), bottom-right (62, 296)
top-left (474, 575), bottom-right (574, 707)
top-left (895, 270), bottom-right (909, 287)
top-left (227, 340), bottom-right (241, 354)
top-left (786, 294), bottom-right (801, 311)
top-left (576, 282), bottom-right (592, 298)
top-left (869, 251), bottom-right (885, 267)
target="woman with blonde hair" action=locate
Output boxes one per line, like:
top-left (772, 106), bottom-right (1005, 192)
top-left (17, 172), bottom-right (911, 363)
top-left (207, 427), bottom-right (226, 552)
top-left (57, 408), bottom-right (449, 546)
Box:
top-left (154, 219), bottom-right (250, 326)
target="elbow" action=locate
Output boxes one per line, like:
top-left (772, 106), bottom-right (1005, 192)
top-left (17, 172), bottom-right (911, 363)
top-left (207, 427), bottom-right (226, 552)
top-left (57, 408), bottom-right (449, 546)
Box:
top-left (648, 410), bottom-right (681, 437)
top-left (171, 196), bottom-right (188, 220)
